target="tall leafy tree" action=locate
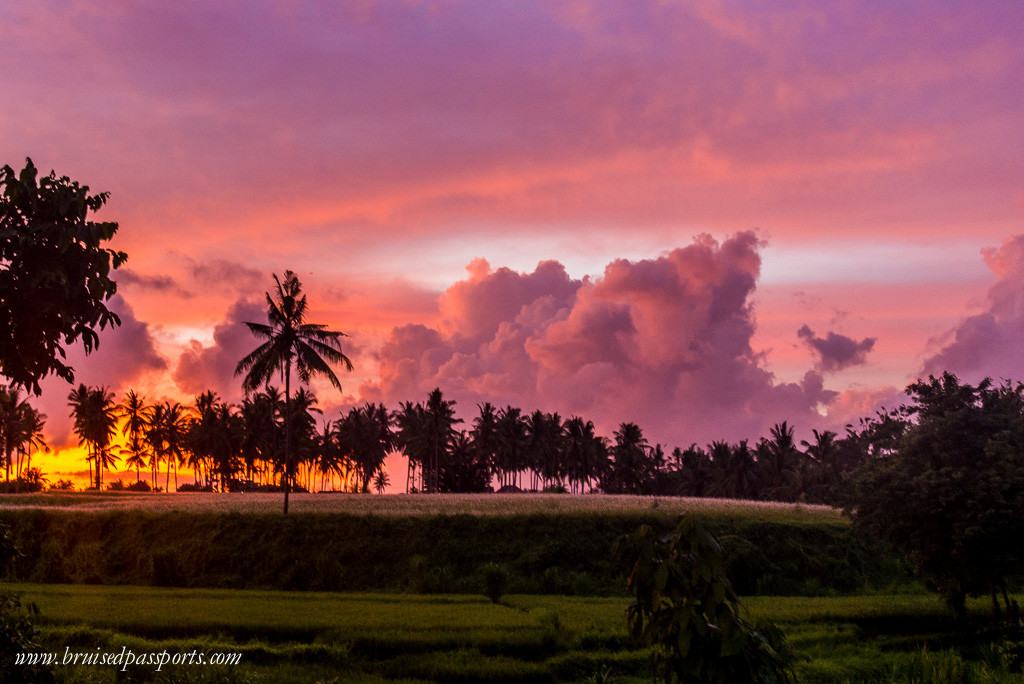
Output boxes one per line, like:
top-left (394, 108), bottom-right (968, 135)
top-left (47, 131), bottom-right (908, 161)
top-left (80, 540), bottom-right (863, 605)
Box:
top-left (850, 373), bottom-right (1024, 619)
top-left (0, 159), bottom-right (126, 394)
top-left (235, 271), bottom-right (352, 514)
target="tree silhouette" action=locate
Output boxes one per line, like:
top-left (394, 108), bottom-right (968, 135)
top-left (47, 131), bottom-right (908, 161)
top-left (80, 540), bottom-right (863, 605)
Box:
top-left (235, 271), bottom-right (352, 514)
top-left (336, 403), bottom-right (392, 493)
top-left (495, 406), bottom-right (527, 489)
top-left (145, 401), bottom-right (190, 492)
top-left (0, 386), bottom-right (30, 483)
top-left (67, 384), bottom-right (119, 489)
top-left (0, 159), bottom-right (126, 394)
top-left (119, 390), bottom-right (152, 486)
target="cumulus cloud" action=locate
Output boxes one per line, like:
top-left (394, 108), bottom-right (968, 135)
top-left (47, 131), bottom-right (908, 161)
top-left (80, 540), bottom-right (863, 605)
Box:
top-left (363, 232), bottom-right (837, 446)
top-left (35, 294), bottom-right (167, 447)
top-left (172, 299), bottom-right (266, 401)
top-left (922, 235), bottom-right (1024, 382)
top-left (797, 325), bottom-right (876, 373)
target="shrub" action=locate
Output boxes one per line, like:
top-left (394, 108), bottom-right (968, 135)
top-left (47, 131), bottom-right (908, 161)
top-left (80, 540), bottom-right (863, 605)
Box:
top-left (616, 516), bottom-right (794, 683)
top-left (482, 563), bottom-right (510, 604)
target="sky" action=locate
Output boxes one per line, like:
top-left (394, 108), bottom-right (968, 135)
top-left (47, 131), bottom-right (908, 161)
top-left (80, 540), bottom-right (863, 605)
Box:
top-left (2, 1), bottom-right (1024, 486)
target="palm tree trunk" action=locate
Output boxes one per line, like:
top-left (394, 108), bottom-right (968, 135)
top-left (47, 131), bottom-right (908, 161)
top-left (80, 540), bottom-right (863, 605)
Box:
top-left (283, 361), bottom-right (292, 515)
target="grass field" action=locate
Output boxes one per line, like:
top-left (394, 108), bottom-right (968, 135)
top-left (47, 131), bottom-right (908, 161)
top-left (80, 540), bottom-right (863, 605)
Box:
top-left (10, 583), bottom-right (1024, 683)
top-left (0, 491), bottom-right (843, 524)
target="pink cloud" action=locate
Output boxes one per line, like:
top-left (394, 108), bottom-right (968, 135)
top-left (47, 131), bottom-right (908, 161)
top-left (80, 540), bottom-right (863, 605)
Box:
top-left (922, 235), bottom-right (1024, 383)
top-left (364, 232), bottom-right (837, 446)
top-left (173, 299), bottom-right (266, 402)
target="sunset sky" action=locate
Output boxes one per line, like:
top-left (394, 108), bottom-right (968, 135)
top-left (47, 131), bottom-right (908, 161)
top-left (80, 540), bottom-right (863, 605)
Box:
top-left (2, 1), bottom-right (1023, 485)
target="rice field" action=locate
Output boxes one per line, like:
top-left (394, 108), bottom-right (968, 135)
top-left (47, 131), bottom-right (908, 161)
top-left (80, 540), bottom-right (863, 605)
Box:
top-left (12, 584), bottom-right (1021, 683)
top-left (0, 491), bottom-right (843, 523)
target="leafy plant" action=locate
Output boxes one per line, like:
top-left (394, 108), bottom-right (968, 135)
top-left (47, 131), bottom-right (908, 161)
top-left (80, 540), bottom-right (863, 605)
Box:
top-left (482, 562), bottom-right (510, 604)
top-left (615, 516), bottom-right (793, 683)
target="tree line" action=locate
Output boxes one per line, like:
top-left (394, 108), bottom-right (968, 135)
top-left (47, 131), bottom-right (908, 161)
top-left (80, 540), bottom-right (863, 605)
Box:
top-left (0, 377), bottom-right (913, 506)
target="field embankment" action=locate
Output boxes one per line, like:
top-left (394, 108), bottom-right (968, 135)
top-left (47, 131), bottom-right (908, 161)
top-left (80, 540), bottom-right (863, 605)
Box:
top-left (0, 491), bottom-right (843, 521)
top-left (0, 493), bottom-right (908, 596)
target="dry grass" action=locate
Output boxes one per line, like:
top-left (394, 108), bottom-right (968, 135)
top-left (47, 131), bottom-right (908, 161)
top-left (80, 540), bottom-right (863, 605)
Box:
top-left (0, 491), bottom-right (843, 522)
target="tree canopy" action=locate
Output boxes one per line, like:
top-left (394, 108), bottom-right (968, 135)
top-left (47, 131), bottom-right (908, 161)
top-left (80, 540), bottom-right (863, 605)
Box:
top-left (0, 159), bottom-right (126, 394)
top-left (849, 372), bottom-right (1024, 619)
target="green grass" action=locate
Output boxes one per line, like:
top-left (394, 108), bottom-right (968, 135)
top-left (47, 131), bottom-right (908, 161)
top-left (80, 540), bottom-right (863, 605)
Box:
top-left (10, 584), bottom-right (1024, 683)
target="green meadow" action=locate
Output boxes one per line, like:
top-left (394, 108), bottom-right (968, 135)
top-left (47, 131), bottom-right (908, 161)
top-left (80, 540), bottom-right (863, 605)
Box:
top-left (3, 493), bottom-right (1022, 682)
top-left (12, 584), bottom-right (1024, 683)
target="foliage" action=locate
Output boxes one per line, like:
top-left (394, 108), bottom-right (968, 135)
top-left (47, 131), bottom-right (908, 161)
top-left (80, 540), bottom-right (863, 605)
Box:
top-left (616, 516), bottom-right (794, 683)
top-left (849, 372), bottom-right (1024, 619)
top-left (0, 159), bottom-right (126, 394)
top-left (235, 270), bottom-right (352, 514)
top-left (0, 508), bottom-right (902, 596)
top-left (482, 562), bottom-right (510, 604)
top-left (16, 584), bottom-right (1024, 683)
top-left (0, 522), bottom-right (55, 683)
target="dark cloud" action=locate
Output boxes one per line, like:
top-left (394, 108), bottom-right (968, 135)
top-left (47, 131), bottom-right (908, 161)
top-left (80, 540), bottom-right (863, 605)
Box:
top-left (116, 269), bottom-right (192, 297)
top-left (188, 258), bottom-right (264, 292)
top-left (173, 299), bottom-right (266, 401)
top-left (797, 325), bottom-right (876, 373)
top-left (365, 232), bottom-right (837, 446)
top-left (922, 235), bottom-right (1024, 382)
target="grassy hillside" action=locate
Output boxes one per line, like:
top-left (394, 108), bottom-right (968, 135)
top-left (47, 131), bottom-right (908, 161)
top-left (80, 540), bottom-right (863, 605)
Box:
top-left (0, 500), bottom-right (907, 596)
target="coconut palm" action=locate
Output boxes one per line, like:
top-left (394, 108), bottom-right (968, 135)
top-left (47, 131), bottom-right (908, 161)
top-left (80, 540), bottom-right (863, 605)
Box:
top-left (235, 270), bottom-right (353, 514)
top-left (68, 384), bottom-right (119, 489)
top-left (336, 403), bottom-right (392, 493)
top-left (16, 405), bottom-right (47, 490)
top-left (0, 385), bottom-right (31, 483)
top-left (119, 389), bottom-right (152, 486)
top-left (146, 401), bottom-right (191, 492)
top-left (563, 416), bottom-right (606, 493)
top-left (494, 406), bottom-right (527, 489)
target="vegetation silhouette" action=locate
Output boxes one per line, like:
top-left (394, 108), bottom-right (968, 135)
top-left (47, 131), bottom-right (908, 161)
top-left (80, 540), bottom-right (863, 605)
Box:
top-left (235, 270), bottom-right (353, 514)
top-left (849, 372), bottom-right (1024, 621)
top-left (0, 159), bottom-right (125, 394)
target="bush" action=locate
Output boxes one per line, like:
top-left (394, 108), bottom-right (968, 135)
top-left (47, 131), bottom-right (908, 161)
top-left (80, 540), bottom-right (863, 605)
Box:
top-left (616, 516), bottom-right (794, 683)
top-left (482, 563), bottom-right (510, 604)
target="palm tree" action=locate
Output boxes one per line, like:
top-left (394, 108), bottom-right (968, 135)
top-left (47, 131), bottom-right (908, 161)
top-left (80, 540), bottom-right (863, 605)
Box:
top-left (495, 406), bottom-right (527, 489)
top-left (17, 405), bottom-right (47, 490)
top-left (373, 469), bottom-right (390, 494)
top-left (564, 416), bottom-right (606, 493)
top-left (146, 401), bottom-right (191, 492)
top-left (240, 389), bottom-right (281, 485)
top-left (68, 384), bottom-right (119, 489)
top-left (604, 422), bottom-right (651, 494)
top-left (336, 403), bottom-right (392, 493)
top-left (119, 389), bottom-right (152, 486)
top-left (0, 385), bottom-right (31, 483)
top-left (235, 270), bottom-right (353, 514)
